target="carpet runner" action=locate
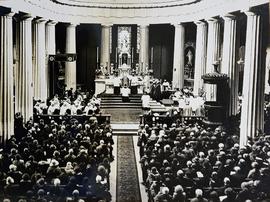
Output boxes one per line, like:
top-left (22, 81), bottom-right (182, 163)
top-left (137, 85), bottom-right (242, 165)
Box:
top-left (116, 135), bottom-right (141, 202)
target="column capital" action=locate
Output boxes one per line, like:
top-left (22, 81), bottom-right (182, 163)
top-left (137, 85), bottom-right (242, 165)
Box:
top-left (244, 11), bottom-right (258, 17)
top-left (34, 17), bottom-right (47, 24)
top-left (67, 22), bottom-right (79, 28)
top-left (20, 13), bottom-right (35, 21)
top-left (138, 24), bottom-right (149, 28)
top-left (221, 13), bottom-right (236, 20)
top-left (171, 23), bottom-right (184, 28)
top-left (206, 17), bottom-right (220, 23)
top-left (194, 20), bottom-right (206, 26)
top-left (101, 23), bottom-right (113, 28)
top-left (47, 20), bottom-right (58, 26)
top-left (4, 12), bottom-right (15, 18)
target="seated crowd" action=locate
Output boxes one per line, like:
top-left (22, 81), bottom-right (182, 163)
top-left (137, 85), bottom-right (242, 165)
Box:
top-left (0, 113), bottom-right (114, 202)
top-left (137, 120), bottom-right (270, 202)
top-left (34, 89), bottom-right (101, 116)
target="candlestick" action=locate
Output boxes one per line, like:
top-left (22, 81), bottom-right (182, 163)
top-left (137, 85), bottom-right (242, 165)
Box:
top-left (151, 47), bottom-right (154, 64)
top-left (115, 47), bottom-right (118, 65)
top-left (131, 47), bottom-right (134, 64)
top-left (96, 46), bottom-right (99, 63)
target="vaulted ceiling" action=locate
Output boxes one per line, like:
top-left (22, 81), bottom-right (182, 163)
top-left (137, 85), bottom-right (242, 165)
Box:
top-left (0, 0), bottom-right (268, 24)
top-left (49, 0), bottom-right (202, 9)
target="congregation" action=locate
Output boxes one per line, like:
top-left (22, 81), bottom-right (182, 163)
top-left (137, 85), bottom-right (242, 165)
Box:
top-left (0, 112), bottom-right (113, 201)
top-left (137, 117), bottom-right (270, 202)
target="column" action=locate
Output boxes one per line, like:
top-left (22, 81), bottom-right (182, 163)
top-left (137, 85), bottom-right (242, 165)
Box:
top-left (100, 24), bottom-right (111, 73)
top-left (265, 47), bottom-right (270, 95)
top-left (139, 24), bottom-right (149, 74)
top-left (33, 18), bottom-right (47, 101)
top-left (221, 14), bottom-right (238, 116)
top-left (65, 23), bottom-right (77, 90)
top-left (0, 12), bottom-right (15, 143)
top-left (16, 15), bottom-right (34, 122)
top-left (240, 11), bottom-right (264, 147)
top-left (172, 23), bottom-right (185, 90)
top-left (194, 21), bottom-right (207, 96)
top-left (45, 21), bottom-right (57, 97)
top-left (206, 18), bottom-right (221, 100)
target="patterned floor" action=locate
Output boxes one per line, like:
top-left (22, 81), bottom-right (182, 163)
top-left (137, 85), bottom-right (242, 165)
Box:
top-left (116, 135), bottom-right (141, 202)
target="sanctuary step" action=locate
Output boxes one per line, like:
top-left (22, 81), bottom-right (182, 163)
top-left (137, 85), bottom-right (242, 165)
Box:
top-left (111, 123), bottom-right (139, 136)
top-left (100, 94), bottom-right (142, 109)
top-left (100, 94), bottom-right (143, 123)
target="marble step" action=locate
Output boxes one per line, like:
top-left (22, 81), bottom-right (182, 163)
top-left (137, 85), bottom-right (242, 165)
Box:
top-left (111, 123), bottom-right (139, 136)
top-left (101, 97), bottom-right (142, 101)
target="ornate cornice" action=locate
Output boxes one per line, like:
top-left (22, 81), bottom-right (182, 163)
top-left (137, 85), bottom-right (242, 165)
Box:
top-left (50, 0), bottom-right (202, 9)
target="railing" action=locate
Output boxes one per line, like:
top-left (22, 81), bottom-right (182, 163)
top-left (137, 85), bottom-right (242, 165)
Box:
top-left (139, 114), bottom-right (205, 125)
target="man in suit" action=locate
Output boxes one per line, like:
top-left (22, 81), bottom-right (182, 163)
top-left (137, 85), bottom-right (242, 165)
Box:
top-left (190, 189), bottom-right (208, 202)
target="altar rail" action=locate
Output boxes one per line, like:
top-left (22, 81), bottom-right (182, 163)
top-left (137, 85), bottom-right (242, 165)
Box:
top-left (139, 114), bottom-right (204, 126)
top-left (34, 114), bottom-right (111, 124)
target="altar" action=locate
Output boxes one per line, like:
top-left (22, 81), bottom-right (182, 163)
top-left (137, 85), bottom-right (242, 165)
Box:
top-left (118, 64), bottom-right (131, 76)
top-left (94, 66), bottom-right (144, 95)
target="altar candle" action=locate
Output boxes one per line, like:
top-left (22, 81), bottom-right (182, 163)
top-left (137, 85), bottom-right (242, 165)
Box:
top-left (96, 46), bottom-right (99, 63)
top-left (151, 47), bottom-right (154, 64)
top-left (115, 47), bottom-right (118, 64)
top-left (131, 47), bottom-right (134, 63)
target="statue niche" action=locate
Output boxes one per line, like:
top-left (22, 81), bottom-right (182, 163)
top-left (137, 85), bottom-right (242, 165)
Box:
top-left (121, 53), bottom-right (128, 65)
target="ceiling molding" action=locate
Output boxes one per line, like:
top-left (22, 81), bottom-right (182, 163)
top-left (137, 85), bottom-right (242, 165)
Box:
top-left (50, 0), bottom-right (202, 9)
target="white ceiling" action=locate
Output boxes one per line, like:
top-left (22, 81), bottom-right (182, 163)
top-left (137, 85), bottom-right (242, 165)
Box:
top-left (52, 0), bottom-right (202, 8)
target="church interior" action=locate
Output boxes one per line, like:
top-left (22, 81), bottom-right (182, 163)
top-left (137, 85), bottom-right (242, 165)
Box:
top-left (0, 0), bottom-right (270, 201)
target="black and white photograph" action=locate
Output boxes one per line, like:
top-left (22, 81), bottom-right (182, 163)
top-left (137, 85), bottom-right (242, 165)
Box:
top-left (0, 0), bottom-right (270, 201)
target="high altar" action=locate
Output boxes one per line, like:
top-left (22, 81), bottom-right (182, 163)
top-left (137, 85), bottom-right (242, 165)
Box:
top-left (95, 25), bottom-right (143, 95)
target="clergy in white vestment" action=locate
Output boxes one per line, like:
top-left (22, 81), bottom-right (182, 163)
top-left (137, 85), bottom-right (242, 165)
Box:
top-left (113, 76), bottom-right (121, 94)
top-left (141, 94), bottom-right (151, 109)
top-left (121, 85), bottom-right (131, 102)
top-left (84, 103), bottom-right (97, 115)
top-left (162, 80), bottom-right (170, 91)
top-left (182, 100), bottom-right (192, 116)
top-left (47, 102), bottom-right (59, 115)
top-left (60, 101), bottom-right (71, 115)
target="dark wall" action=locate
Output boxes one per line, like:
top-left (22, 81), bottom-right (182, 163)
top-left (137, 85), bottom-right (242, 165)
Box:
top-left (237, 14), bottom-right (247, 93)
top-left (55, 23), bottom-right (66, 54)
top-left (149, 24), bottom-right (174, 81)
top-left (76, 24), bottom-right (101, 93)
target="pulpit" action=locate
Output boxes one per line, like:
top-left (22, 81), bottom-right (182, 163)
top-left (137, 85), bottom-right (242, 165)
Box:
top-left (202, 64), bottom-right (229, 126)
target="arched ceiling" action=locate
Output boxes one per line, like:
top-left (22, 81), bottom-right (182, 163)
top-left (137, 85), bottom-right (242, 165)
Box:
top-left (49, 0), bottom-right (201, 9)
top-left (1, 0), bottom-right (268, 24)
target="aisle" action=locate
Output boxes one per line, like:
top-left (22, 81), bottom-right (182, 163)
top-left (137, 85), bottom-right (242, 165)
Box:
top-left (116, 135), bottom-right (141, 202)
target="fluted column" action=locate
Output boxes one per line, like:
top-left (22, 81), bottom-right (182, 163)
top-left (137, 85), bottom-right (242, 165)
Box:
top-left (194, 21), bottom-right (207, 96)
top-left (33, 18), bottom-right (47, 101)
top-left (45, 21), bottom-right (57, 97)
top-left (205, 18), bottom-right (221, 100)
top-left (139, 24), bottom-right (149, 74)
top-left (16, 15), bottom-right (34, 122)
top-left (0, 12), bottom-right (15, 143)
top-left (240, 11), bottom-right (264, 147)
top-left (265, 48), bottom-right (270, 95)
top-left (221, 14), bottom-right (238, 116)
top-left (65, 23), bottom-right (77, 90)
top-left (100, 24), bottom-right (111, 73)
top-left (172, 23), bottom-right (185, 90)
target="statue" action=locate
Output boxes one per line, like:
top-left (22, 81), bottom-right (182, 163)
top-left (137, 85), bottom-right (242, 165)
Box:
top-left (186, 50), bottom-right (193, 66)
